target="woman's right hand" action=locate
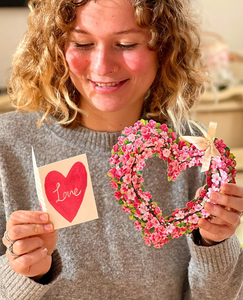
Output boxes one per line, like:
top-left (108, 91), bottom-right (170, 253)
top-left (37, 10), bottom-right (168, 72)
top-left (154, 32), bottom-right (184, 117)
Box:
top-left (2, 210), bottom-right (58, 280)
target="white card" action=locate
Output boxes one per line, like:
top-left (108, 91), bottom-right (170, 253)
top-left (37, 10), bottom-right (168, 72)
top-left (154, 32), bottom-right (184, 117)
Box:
top-left (32, 148), bottom-right (98, 229)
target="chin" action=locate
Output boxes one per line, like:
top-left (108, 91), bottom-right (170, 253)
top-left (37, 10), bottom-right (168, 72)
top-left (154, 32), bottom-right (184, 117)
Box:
top-left (92, 101), bottom-right (128, 114)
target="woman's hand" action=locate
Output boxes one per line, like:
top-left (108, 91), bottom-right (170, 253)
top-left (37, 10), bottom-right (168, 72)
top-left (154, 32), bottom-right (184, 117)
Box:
top-left (2, 210), bottom-right (58, 280)
top-left (198, 183), bottom-right (243, 246)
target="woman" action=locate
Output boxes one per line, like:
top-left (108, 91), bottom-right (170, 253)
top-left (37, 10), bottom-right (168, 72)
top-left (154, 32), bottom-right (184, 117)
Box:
top-left (1, 0), bottom-right (242, 299)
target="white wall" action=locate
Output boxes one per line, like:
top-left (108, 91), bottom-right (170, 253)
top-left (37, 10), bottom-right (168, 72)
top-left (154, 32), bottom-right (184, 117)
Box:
top-left (0, 2), bottom-right (243, 89)
top-left (0, 8), bottom-right (29, 89)
top-left (193, 0), bottom-right (243, 51)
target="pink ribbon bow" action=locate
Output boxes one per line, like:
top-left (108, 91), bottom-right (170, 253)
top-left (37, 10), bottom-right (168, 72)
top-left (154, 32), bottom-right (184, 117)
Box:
top-left (180, 121), bottom-right (220, 172)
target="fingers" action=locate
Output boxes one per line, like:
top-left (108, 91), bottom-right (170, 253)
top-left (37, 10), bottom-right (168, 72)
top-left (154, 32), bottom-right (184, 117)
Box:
top-left (3, 229), bottom-right (57, 277)
top-left (3, 211), bottom-right (54, 244)
top-left (210, 193), bottom-right (243, 213)
top-left (209, 183), bottom-right (243, 216)
top-left (7, 237), bottom-right (45, 256)
top-left (199, 218), bottom-right (235, 242)
top-left (198, 183), bottom-right (243, 243)
top-left (6, 243), bottom-right (47, 263)
top-left (3, 210), bottom-right (58, 278)
top-left (4, 223), bottom-right (54, 243)
top-left (204, 202), bottom-right (241, 227)
top-left (210, 183), bottom-right (243, 211)
top-left (221, 183), bottom-right (243, 199)
top-left (6, 247), bottom-right (49, 276)
top-left (7, 211), bottom-right (50, 228)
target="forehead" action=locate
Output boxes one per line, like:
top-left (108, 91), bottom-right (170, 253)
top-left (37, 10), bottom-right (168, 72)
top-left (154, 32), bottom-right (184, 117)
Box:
top-left (72, 0), bottom-right (142, 34)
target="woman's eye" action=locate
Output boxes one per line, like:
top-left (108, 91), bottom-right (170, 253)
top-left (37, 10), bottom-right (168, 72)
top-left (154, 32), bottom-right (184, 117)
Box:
top-left (73, 43), bottom-right (93, 50)
top-left (72, 42), bottom-right (138, 50)
top-left (117, 43), bottom-right (138, 50)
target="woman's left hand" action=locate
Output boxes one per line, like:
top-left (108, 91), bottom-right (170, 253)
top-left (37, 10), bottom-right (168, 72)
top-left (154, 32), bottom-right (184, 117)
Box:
top-left (198, 183), bottom-right (243, 246)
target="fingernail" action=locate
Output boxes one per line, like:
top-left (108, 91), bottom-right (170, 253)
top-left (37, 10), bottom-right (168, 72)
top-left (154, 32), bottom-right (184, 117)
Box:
top-left (210, 193), bottom-right (219, 202)
top-left (44, 224), bottom-right (53, 231)
top-left (205, 202), bottom-right (214, 212)
top-left (221, 184), bottom-right (229, 193)
top-left (40, 213), bottom-right (48, 222)
top-left (198, 219), bottom-right (203, 226)
top-left (198, 218), bottom-right (206, 227)
top-left (42, 248), bottom-right (48, 255)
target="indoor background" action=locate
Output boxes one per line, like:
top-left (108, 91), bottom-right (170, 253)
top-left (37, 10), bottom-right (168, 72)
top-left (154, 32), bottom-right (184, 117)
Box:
top-left (0, 0), bottom-right (243, 244)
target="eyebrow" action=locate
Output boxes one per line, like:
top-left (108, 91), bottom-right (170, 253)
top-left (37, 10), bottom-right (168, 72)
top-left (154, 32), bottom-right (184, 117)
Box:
top-left (72, 28), bottom-right (144, 35)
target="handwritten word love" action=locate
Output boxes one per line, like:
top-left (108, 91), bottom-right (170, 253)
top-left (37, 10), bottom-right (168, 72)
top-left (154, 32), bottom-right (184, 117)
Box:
top-left (53, 182), bottom-right (82, 203)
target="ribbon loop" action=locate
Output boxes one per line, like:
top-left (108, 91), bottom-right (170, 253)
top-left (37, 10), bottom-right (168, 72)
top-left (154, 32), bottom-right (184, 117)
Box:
top-left (180, 121), bottom-right (220, 172)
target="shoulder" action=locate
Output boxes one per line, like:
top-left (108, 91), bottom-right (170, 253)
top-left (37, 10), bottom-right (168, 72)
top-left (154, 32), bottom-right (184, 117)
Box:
top-left (0, 111), bottom-right (40, 146)
top-left (0, 110), bottom-right (39, 128)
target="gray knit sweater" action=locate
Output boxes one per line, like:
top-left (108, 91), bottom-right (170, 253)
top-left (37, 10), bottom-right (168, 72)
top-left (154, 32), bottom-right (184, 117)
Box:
top-left (0, 111), bottom-right (242, 300)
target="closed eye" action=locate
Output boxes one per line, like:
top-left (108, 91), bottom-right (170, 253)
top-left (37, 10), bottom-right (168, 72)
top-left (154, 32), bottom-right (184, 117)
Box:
top-left (72, 42), bottom-right (139, 50)
top-left (117, 43), bottom-right (139, 50)
top-left (73, 42), bottom-right (94, 50)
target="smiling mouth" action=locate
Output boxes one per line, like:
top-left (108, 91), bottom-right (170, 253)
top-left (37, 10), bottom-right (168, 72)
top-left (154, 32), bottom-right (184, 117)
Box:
top-left (91, 79), bottom-right (128, 87)
top-left (95, 82), bottom-right (120, 87)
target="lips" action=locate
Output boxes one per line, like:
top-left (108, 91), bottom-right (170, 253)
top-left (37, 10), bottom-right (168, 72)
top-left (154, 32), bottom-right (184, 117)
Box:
top-left (95, 81), bottom-right (120, 87)
top-left (89, 79), bottom-right (129, 92)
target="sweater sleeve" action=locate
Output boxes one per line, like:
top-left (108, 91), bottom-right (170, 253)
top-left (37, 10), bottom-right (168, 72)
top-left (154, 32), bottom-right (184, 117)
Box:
top-left (0, 176), bottom-right (63, 300)
top-left (0, 250), bottom-right (63, 300)
top-left (186, 234), bottom-right (243, 300)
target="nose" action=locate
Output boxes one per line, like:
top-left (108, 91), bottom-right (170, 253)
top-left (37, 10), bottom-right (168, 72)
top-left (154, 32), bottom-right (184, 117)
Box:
top-left (90, 46), bottom-right (119, 76)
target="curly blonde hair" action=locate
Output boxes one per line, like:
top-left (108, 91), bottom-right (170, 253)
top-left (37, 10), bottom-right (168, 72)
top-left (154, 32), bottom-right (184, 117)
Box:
top-left (8, 0), bottom-right (208, 132)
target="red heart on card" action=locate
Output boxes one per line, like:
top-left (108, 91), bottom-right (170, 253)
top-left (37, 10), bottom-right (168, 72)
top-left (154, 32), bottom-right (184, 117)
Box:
top-left (44, 162), bottom-right (87, 222)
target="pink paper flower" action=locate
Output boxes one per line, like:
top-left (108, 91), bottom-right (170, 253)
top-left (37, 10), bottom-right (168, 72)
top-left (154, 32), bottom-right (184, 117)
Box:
top-left (163, 149), bottom-right (171, 158)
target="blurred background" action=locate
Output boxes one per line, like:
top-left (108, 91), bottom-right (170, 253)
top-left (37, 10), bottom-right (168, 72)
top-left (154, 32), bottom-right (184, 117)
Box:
top-left (0, 0), bottom-right (243, 243)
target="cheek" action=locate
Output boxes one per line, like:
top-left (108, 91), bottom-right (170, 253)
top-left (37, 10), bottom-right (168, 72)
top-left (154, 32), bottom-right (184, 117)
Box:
top-left (65, 49), bottom-right (88, 74)
top-left (122, 50), bottom-right (158, 76)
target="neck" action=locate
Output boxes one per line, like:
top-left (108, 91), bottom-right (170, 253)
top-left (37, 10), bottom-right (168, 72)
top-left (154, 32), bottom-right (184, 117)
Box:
top-left (81, 104), bottom-right (144, 132)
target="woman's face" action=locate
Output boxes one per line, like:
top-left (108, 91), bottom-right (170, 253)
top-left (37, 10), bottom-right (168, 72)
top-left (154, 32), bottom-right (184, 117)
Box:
top-left (65, 0), bottom-right (158, 124)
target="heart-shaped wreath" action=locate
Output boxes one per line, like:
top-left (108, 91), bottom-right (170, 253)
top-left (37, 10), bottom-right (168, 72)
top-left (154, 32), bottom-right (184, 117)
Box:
top-left (108, 119), bottom-right (237, 248)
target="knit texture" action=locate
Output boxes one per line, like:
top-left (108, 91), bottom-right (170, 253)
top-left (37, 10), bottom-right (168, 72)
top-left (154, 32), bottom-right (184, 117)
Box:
top-left (0, 111), bottom-right (242, 300)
